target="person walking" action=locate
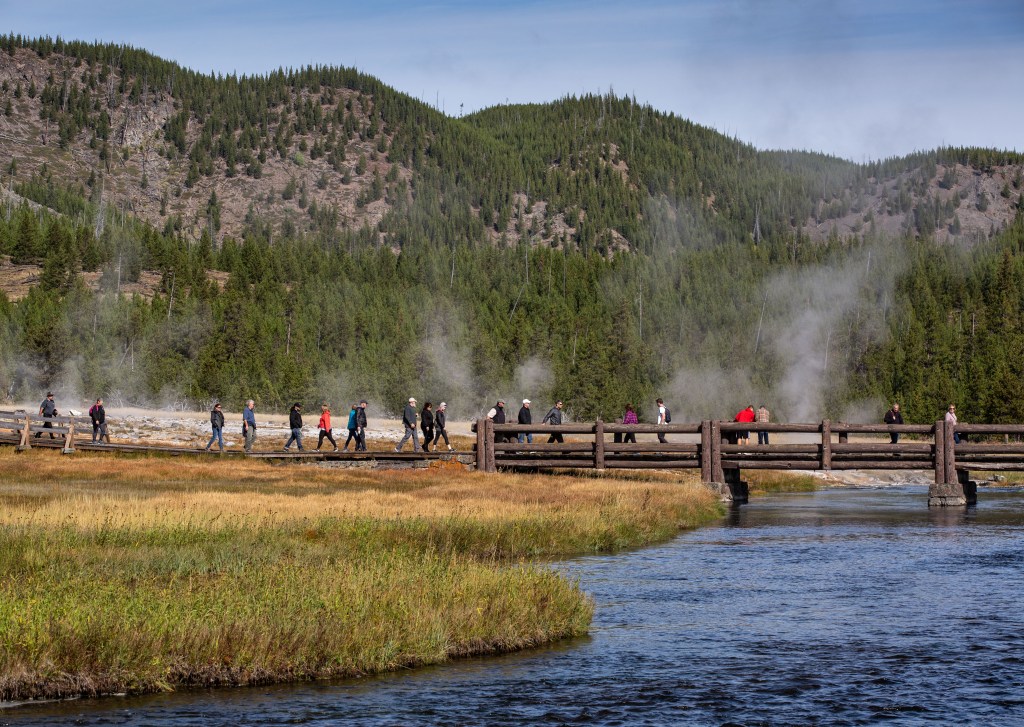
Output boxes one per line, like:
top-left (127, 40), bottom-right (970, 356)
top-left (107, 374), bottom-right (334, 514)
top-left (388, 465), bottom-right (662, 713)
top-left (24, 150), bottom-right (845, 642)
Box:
top-left (284, 402), bottom-right (304, 451)
top-left (355, 400), bottom-right (368, 451)
top-left (517, 399), bottom-right (533, 444)
top-left (343, 403), bottom-right (359, 451)
top-left (945, 403), bottom-right (961, 444)
top-left (487, 400), bottom-right (507, 443)
top-left (316, 403), bottom-right (337, 451)
top-left (433, 402), bottom-right (454, 451)
top-left (543, 400), bottom-right (564, 443)
top-left (396, 397), bottom-right (420, 452)
top-left (756, 404), bottom-right (771, 445)
top-left (89, 397), bottom-right (109, 443)
top-left (884, 402), bottom-right (903, 444)
top-left (656, 398), bottom-right (669, 444)
top-left (205, 402), bottom-right (225, 452)
top-left (622, 403), bottom-right (638, 444)
top-left (36, 391), bottom-right (58, 439)
top-left (421, 402), bottom-right (434, 452)
top-left (242, 399), bottom-right (257, 453)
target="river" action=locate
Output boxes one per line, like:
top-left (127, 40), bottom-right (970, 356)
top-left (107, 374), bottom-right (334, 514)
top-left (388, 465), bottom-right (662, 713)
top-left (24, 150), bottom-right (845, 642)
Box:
top-left (4, 485), bottom-right (1024, 725)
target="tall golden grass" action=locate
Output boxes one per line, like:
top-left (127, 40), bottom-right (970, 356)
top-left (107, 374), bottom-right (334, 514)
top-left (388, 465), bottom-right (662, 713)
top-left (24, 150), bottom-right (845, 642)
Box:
top-left (0, 450), bottom-right (721, 700)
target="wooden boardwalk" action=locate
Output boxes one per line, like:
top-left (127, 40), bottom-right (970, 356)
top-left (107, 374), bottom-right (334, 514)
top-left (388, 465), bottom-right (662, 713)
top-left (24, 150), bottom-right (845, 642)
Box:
top-left (0, 411), bottom-right (466, 465)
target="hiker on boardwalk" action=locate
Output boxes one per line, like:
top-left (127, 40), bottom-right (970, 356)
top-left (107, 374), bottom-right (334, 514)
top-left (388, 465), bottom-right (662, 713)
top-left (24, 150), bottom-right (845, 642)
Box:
top-left (656, 398), bottom-right (669, 444)
top-left (284, 402), bottom-right (304, 451)
top-left (355, 400), bottom-right (368, 450)
top-left (89, 398), bottom-right (109, 443)
top-left (734, 405), bottom-right (756, 446)
top-left (487, 400), bottom-right (507, 442)
top-left (622, 404), bottom-right (638, 444)
top-left (396, 397), bottom-right (421, 452)
top-left (36, 391), bottom-right (58, 439)
top-left (316, 403), bottom-right (337, 451)
top-left (205, 402), bottom-right (225, 452)
top-left (433, 402), bottom-right (453, 451)
top-left (884, 403), bottom-right (903, 444)
top-left (421, 402), bottom-right (434, 452)
top-left (945, 403), bottom-right (962, 444)
top-left (343, 403), bottom-right (359, 451)
top-left (543, 400), bottom-right (564, 443)
top-left (242, 400), bottom-right (257, 452)
top-left (756, 404), bottom-right (771, 445)
top-left (517, 399), bottom-right (533, 444)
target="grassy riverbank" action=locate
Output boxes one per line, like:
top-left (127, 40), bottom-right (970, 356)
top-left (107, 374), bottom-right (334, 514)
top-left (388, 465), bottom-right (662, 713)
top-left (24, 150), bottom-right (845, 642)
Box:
top-left (0, 450), bottom-right (721, 701)
top-left (744, 470), bottom-right (820, 494)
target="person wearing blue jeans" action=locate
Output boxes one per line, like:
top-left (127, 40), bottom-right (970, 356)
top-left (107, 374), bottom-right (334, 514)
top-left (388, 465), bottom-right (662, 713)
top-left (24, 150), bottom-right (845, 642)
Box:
top-left (205, 402), bottom-right (225, 451)
top-left (284, 402), bottom-right (304, 450)
top-left (517, 399), bottom-right (533, 444)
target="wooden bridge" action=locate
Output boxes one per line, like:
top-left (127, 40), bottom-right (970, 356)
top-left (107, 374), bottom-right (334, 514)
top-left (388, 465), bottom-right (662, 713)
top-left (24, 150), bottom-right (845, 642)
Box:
top-left (473, 419), bottom-right (1024, 506)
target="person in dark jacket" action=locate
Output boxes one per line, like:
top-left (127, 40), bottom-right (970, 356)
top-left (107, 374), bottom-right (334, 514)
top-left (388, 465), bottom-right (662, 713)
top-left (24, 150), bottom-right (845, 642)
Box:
top-left (316, 403), bottom-right (337, 451)
top-left (433, 402), bottom-right (453, 451)
top-left (543, 400), bottom-right (564, 443)
top-left (284, 402), bottom-right (304, 451)
top-left (205, 402), bottom-right (225, 452)
top-left (36, 391), bottom-right (58, 439)
top-left (421, 402), bottom-right (434, 452)
top-left (89, 397), bottom-right (109, 443)
top-left (396, 397), bottom-right (421, 452)
top-left (487, 400), bottom-right (506, 443)
top-left (517, 399), bottom-right (533, 444)
top-left (355, 400), bottom-right (368, 451)
top-left (884, 403), bottom-right (904, 444)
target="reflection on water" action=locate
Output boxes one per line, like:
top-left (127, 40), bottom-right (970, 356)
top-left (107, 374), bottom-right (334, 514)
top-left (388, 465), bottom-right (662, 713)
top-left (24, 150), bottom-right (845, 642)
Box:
top-left (5, 486), bottom-right (1024, 726)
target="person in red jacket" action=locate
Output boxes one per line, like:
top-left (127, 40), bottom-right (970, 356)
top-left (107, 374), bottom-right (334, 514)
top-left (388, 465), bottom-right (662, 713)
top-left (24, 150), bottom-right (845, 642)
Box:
top-left (734, 404), bottom-right (756, 446)
top-left (316, 403), bottom-right (338, 452)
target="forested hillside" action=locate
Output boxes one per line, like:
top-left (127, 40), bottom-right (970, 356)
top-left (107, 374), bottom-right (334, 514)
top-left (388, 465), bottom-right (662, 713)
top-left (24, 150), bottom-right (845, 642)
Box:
top-left (1, 35), bottom-right (1023, 422)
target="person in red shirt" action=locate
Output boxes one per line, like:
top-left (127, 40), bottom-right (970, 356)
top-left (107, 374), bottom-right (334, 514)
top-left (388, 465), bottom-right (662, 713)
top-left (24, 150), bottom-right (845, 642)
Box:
top-left (316, 403), bottom-right (338, 452)
top-left (734, 405), bottom-right (756, 446)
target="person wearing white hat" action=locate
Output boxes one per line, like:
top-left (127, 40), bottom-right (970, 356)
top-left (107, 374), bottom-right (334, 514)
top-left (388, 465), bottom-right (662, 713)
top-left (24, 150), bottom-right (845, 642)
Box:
top-left (433, 402), bottom-right (454, 451)
top-left (396, 397), bottom-right (421, 452)
top-left (517, 399), bottom-right (533, 444)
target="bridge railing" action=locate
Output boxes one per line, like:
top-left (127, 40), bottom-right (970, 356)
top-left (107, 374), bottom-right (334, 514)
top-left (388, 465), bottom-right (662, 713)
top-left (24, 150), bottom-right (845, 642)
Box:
top-left (0, 410), bottom-right (93, 453)
top-left (471, 418), bottom-right (1024, 486)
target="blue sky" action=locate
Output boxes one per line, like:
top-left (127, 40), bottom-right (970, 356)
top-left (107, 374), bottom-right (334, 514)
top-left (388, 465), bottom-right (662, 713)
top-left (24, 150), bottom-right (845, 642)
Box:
top-left (3, 0), bottom-right (1022, 160)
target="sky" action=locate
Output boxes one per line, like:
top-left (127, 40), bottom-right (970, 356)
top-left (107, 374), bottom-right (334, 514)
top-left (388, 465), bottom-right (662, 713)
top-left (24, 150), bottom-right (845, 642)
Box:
top-left (2, 0), bottom-right (1022, 161)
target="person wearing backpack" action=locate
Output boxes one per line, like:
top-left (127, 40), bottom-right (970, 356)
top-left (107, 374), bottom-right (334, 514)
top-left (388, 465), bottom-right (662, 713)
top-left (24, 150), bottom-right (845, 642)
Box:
top-left (656, 398), bottom-right (670, 444)
top-left (343, 403), bottom-right (359, 451)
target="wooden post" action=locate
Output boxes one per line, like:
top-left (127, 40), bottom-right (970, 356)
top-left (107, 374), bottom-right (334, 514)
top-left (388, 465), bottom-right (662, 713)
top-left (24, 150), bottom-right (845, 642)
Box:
top-left (484, 418), bottom-right (497, 473)
top-left (700, 420), bottom-right (712, 484)
top-left (17, 414), bottom-right (31, 450)
top-left (944, 416), bottom-right (956, 486)
top-left (711, 420), bottom-right (724, 483)
top-left (62, 420), bottom-right (76, 454)
top-left (933, 419), bottom-right (945, 485)
top-left (821, 419), bottom-right (832, 471)
top-left (594, 419), bottom-right (605, 471)
top-left (475, 421), bottom-right (485, 471)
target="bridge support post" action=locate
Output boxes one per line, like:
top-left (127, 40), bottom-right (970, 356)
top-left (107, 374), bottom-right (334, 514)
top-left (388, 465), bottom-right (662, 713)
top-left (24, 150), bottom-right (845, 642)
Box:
top-left (700, 420), bottom-right (712, 484)
top-left (474, 421), bottom-right (484, 471)
top-left (483, 418), bottom-right (496, 473)
top-left (929, 418), bottom-right (970, 506)
top-left (716, 467), bottom-right (749, 504)
top-left (821, 419), bottom-right (832, 471)
top-left (62, 421), bottom-right (76, 454)
top-left (594, 419), bottom-right (605, 471)
top-left (17, 414), bottom-right (31, 451)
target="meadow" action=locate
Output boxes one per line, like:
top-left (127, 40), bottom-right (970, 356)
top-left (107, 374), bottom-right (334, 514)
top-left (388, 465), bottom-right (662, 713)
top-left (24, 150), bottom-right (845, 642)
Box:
top-left (0, 450), bottom-right (722, 701)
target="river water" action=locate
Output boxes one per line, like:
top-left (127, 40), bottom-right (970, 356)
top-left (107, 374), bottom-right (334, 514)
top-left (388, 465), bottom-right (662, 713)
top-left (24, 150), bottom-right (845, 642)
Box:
top-left (5, 485), bottom-right (1024, 726)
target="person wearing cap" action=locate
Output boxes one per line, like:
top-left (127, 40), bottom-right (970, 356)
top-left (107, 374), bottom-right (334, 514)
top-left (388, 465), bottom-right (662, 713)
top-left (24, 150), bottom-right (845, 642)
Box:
top-left (486, 400), bottom-right (507, 443)
top-left (396, 397), bottom-right (421, 452)
top-left (433, 402), bottom-right (454, 451)
top-left (284, 402), bottom-right (305, 451)
top-left (517, 399), bottom-right (533, 444)
top-left (205, 402), bottom-right (225, 452)
top-left (36, 392), bottom-right (58, 439)
top-left (355, 400), bottom-right (368, 451)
